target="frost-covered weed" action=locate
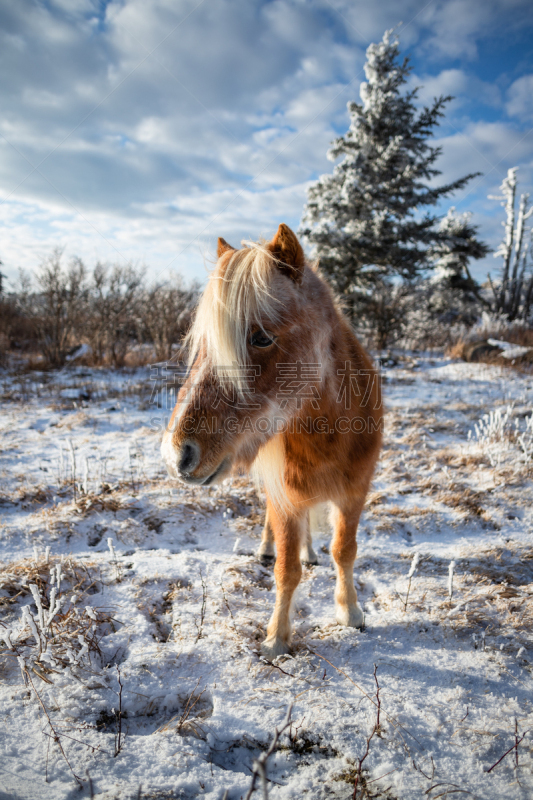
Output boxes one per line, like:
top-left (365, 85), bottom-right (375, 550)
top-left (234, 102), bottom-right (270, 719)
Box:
top-left (403, 552), bottom-right (420, 610)
top-left (107, 537), bottom-right (122, 581)
top-left (0, 552), bottom-right (111, 684)
top-left (465, 311), bottom-right (532, 344)
top-left (473, 405), bottom-right (513, 445)
top-left (448, 560), bottom-right (456, 602)
top-left (517, 413), bottom-right (533, 464)
top-left (468, 405), bottom-right (533, 469)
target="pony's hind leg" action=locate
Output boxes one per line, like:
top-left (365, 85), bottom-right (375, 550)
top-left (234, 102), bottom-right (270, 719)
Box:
top-left (331, 499), bottom-right (366, 629)
top-left (257, 508), bottom-right (275, 565)
top-left (262, 500), bottom-right (304, 657)
top-left (300, 512), bottom-right (318, 566)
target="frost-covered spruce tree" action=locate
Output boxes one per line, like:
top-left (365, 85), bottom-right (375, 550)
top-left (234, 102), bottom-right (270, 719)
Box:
top-left (424, 207), bottom-right (490, 325)
top-left (300, 29), bottom-right (480, 317)
top-left (431, 208), bottom-right (489, 296)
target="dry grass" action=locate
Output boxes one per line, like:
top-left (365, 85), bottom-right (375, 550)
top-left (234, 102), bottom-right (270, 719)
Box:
top-left (371, 504), bottom-right (434, 519)
top-left (155, 679), bottom-right (213, 737)
top-left (75, 489), bottom-right (131, 516)
top-left (449, 335), bottom-right (533, 372)
top-left (0, 485), bottom-right (51, 507)
top-left (367, 543), bottom-right (533, 643)
top-left (0, 553), bottom-right (115, 683)
top-left (226, 562), bottom-right (273, 592)
top-left (0, 554), bottom-right (100, 613)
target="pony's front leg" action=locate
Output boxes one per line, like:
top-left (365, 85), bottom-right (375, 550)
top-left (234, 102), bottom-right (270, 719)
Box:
top-left (331, 500), bottom-right (366, 629)
top-left (257, 507), bottom-right (275, 565)
top-left (262, 502), bottom-right (304, 657)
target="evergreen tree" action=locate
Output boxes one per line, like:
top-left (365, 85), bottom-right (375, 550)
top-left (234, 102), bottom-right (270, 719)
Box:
top-left (430, 208), bottom-right (489, 299)
top-left (300, 29), bottom-right (482, 313)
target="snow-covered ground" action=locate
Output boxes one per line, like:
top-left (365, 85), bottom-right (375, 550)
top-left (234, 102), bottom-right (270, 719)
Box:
top-left (1, 356), bottom-right (532, 800)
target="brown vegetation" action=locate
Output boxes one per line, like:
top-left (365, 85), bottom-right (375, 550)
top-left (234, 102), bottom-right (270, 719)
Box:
top-left (1, 251), bottom-right (199, 368)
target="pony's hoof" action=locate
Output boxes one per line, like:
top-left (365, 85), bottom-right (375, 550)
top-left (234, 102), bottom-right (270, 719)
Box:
top-left (300, 546), bottom-right (318, 566)
top-left (257, 543), bottom-right (275, 567)
top-left (261, 638), bottom-right (291, 658)
top-left (336, 602), bottom-right (365, 629)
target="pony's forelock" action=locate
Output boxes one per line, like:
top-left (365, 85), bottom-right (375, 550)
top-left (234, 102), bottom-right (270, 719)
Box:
top-left (186, 240), bottom-right (284, 394)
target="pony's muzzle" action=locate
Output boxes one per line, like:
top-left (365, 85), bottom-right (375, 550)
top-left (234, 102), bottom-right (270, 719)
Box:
top-left (175, 440), bottom-right (231, 485)
top-left (177, 440), bottom-right (201, 477)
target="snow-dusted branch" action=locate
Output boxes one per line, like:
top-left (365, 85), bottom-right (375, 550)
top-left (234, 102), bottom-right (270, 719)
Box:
top-left (243, 705), bottom-right (293, 800)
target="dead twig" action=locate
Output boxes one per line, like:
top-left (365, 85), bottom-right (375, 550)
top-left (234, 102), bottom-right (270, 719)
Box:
top-left (113, 665), bottom-right (124, 757)
top-left (87, 770), bottom-right (94, 799)
top-left (413, 755), bottom-right (435, 781)
top-left (155, 678), bottom-right (208, 737)
top-left (353, 664), bottom-right (381, 799)
top-left (21, 661), bottom-right (83, 786)
top-left (259, 658), bottom-right (297, 679)
top-left (194, 569), bottom-right (207, 643)
top-left (243, 704), bottom-right (293, 800)
top-left (486, 722), bottom-right (530, 773)
top-left (366, 767), bottom-right (398, 785)
top-left (309, 649), bottom-right (422, 748)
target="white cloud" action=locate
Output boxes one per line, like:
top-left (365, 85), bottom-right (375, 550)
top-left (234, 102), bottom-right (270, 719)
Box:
top-left (417, 0), bottom-right (531, 62)
top-left (506, 74), bottom-right (533, 122)
top-left (0, 0), bottom-right (531, 288)
top-left (432, 122), bottom-right (533, 197)
top-left (409, 69), bottom-right (502, 110)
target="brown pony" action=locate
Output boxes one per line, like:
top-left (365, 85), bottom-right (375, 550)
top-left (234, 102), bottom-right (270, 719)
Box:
top-left (162, 224), bottom-right (382, 657)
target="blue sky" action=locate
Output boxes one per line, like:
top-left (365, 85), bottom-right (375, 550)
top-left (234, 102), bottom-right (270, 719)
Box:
top-left (0, 0), bottom-right (532, 287)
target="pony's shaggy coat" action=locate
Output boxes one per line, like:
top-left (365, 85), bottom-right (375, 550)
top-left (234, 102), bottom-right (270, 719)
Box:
top-left (162, 224), bottom-right (382, 656)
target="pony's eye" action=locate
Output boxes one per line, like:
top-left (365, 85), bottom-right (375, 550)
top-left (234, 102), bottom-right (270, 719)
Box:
top-left (250, 330), bottom-right (275, 348)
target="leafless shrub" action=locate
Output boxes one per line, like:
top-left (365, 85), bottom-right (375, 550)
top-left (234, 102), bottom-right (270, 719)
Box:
top-left (18, 250), bottom-right (88, 367)
top-left (1, 251), bottom-right (200, 368)
top-left (86, 261), bottom-right (144, 367)
top-left (351, 278), bottom-right (412, 351)
top-left (0, 291), bottom-right (32, 363)
top-left (138, 278), bottom-right (198, 362)
top-left (352, 278), bottom-right (483, 353)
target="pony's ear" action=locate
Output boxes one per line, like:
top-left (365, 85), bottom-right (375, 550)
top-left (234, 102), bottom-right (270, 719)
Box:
top-left (217, 237), bottom-right (235, 258)
top-left (267, 224), bottom-right (305, 284)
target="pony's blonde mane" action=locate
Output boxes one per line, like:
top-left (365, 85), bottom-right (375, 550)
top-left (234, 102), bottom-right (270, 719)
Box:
top-left (186, 240), bottom-right (283, 394)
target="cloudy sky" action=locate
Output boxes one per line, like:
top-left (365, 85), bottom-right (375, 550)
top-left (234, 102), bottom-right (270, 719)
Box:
top-left (1, 0), bottom-right (532, 287)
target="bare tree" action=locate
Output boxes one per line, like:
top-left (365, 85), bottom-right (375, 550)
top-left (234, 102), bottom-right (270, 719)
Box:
top-left (489, 168), bottom-right (533, 320)
top-left (18, 250), bottom-right (87, 367)
top-left (139, 277), bottom-right (198, 361)
top-left (87, 262), bottom-right (144, 366)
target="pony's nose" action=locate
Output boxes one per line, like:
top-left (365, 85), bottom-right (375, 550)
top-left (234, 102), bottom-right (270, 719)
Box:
top-left (178, 440), bottom-right (200, 476)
